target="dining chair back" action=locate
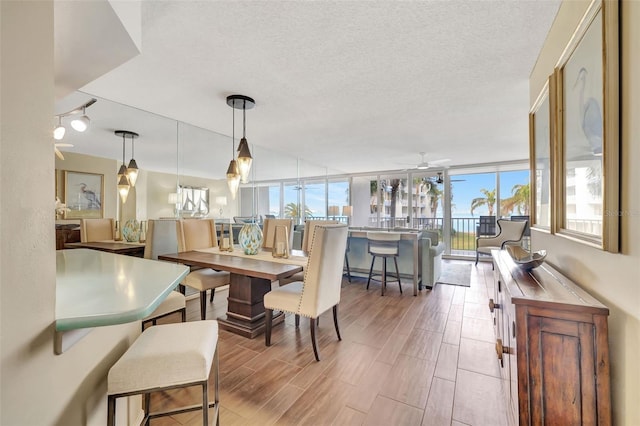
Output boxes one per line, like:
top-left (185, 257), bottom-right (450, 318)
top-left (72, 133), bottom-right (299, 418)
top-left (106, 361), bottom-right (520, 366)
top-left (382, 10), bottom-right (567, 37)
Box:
top-left (176, 219), bottom-right (218, 251)
top-left (176, 219), bottom-right (230, 320)
top-left (301, 220), bottom-right (339, 254)
top-left (142, 219), bottom-right (186, 329)
top-left (264, 224), bottom-right (349, 361)
top-left (80, 218), bottom-right (115, 242)
top-left (262, 218), bottom-right (293, 250)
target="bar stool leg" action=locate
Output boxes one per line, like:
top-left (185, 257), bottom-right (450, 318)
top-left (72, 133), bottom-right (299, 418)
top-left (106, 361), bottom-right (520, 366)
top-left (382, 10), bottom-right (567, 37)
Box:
top-left (367, 256), bottom-right (376, 289)
top-left (202, 382), bottom-right (209, 426)
top-left (394, 257), bottom-right (402, 294)
top-left (381, 257), bottom-right (387, 296)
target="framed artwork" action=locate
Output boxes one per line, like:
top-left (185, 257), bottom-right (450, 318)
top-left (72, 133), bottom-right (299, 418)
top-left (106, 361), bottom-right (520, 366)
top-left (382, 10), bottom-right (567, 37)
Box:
top-left (529, 79), bottom-right (552, 230)
top-left (554, 0), bottom-right (619, 252)
top-left (63, 170), bottom-right (104, 219)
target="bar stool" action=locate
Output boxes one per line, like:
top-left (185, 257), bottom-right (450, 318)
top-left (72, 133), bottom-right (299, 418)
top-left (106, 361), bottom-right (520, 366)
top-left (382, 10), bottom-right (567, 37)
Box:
top-left (366, 231), bottom-right (402, 296)
top-left (107, 321), bottom-right (219, 426)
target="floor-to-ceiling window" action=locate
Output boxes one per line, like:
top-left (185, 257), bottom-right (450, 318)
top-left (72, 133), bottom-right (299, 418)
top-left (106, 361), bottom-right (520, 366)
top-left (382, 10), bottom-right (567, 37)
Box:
top-left (283, 181), bottom-right (303, 224)
top-left (409, 172), bottom-right (444, 231)
top-left (328, 178), bottom-right (350, 223)
top-left (303, 180), bottom-right (326, 219)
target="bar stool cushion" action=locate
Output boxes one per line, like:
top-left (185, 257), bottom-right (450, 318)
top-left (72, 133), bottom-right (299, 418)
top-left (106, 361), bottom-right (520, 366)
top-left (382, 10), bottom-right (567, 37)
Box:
top-left (143, 291), bottom-right (185, 320)
top-left (108, 321), bottom-right (218, 395)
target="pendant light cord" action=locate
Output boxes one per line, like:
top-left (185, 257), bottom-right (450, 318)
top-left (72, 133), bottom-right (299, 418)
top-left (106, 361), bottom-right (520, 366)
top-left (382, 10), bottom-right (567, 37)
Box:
top-left (232, 101), bottom-right (235, 155)
top-left (122, 134), bottom-right (126, 164)
top-left (242, 100), bottom-right (246, 138)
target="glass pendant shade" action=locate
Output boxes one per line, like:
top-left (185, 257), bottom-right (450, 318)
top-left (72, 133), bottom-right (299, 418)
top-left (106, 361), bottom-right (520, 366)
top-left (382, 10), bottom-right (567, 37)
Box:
top-left (226, 160), bottom-right (240, 199)
top-left (126, 158), bottom-right (139, 187)
top-left (117, 174), bottom-right (130, 203)
top-left (237, 138), bottom-right (253, 183)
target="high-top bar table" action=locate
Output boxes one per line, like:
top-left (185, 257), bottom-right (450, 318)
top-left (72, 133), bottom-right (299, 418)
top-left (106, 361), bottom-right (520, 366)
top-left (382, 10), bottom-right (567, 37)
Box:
top-left (158, 249), bottom-right (305, 338)
top-left (55, 249), bottom-right (189, 353)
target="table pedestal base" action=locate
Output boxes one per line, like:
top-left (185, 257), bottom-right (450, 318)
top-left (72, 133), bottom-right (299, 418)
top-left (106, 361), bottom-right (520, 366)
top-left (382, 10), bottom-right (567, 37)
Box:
top-left (217, 273), bottom-right (285, 339)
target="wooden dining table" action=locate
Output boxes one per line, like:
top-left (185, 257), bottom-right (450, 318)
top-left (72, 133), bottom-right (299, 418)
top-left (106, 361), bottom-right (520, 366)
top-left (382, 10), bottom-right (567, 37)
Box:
top-left (65, 241), bottom-right (146, 257)
top-left (158, 249), bottom-right (306, 338)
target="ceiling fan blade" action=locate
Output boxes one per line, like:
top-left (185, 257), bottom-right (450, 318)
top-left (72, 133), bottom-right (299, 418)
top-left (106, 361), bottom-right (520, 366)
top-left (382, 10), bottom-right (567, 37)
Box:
top-left (55, 143), bottom-right (74, 148)
top-left (430, 158), bottom-right (451, 165)
top-left (54, 147), bottom-right (65, 160)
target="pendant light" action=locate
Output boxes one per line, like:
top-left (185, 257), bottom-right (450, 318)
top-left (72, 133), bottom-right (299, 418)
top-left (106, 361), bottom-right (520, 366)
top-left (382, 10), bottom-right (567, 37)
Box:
top-left (126, 133), bottom-right (139, 187)
top-left (115, 130), bottom-right (138, 203)
top-left (226, 100), bottom-right (240, 199)
top-left (53, 116), bottom-right (66, 140)
top-left (227, 95), bottom-right (255, 184)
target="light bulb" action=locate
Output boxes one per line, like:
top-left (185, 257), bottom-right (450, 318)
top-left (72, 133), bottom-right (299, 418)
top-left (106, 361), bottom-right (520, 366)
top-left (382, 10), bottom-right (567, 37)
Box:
top-left (71, 115), bottom-right (90, 132)
top-left (53, 125), bottom-right (66, 140)
top-left (126, 159), bottom-right (139, 187)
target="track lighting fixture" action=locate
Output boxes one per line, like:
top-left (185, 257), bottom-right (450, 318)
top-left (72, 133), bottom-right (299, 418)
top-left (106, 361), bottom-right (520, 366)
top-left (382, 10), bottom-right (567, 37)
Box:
top-left (53, 98), bottom-right (96, 141)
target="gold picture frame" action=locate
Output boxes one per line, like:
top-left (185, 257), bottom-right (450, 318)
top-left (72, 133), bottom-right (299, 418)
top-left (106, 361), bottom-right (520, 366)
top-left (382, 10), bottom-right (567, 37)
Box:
top-left (553, 0), bottom-right (619, 252)
top-left (63, 170), bottom-right (104, 219)
top-left (529, 78), bottom-right (553, 231)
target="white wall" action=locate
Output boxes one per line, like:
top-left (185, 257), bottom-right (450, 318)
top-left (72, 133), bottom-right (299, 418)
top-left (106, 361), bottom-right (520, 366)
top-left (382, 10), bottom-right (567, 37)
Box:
top-left (1, 2), bottom-right (141, 425)
top-left (530, 1), bottom-right (640, 423)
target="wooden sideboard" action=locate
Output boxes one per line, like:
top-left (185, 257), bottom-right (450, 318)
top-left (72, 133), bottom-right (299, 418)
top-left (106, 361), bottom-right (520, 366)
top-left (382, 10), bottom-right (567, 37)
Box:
top-left (491, 249), bottom-right (611, 425)
top-left (55, 224), bottom-right (80, 250)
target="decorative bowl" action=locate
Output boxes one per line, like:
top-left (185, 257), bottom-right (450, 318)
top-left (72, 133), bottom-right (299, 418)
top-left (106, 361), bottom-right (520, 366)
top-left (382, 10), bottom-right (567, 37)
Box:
top-left (506, 245), bottom-right (546, 270)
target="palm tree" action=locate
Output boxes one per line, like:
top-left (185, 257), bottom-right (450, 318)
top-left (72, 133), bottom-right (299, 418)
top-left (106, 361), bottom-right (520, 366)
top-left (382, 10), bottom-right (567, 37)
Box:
top-left (501, 183), bottom-right (530, 216)
top-left (284, 202), bottom-right (312, 219)
top-left (470, 188), bottom-right (496, 216)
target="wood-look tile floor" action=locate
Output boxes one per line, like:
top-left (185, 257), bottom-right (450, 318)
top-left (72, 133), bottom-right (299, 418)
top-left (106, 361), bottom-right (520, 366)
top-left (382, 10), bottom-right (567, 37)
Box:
top-left (149, 260), bottom-right (508, 425)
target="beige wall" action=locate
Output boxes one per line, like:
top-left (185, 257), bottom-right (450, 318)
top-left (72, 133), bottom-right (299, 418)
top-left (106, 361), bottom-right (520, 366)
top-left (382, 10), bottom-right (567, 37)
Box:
top-left (1, 2), bottom-right (142, 425)
top-left (530, 1), bottom-right (640, 424)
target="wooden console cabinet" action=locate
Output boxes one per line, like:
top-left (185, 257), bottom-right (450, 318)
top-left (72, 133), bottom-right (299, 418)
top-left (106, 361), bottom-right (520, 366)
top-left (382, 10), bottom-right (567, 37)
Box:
top-left (491, 249), bottom-right (611, 425)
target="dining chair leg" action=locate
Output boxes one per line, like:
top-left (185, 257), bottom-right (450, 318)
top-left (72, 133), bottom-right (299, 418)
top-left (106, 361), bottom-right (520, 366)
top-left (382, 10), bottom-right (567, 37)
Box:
top-left (475, 251), bottom-right (479, 265)
top-left (265, 309), bottom-right (273, 346)
top-left (332, 305), bottom-right (342, 341)
top-left (295, 314), bottom-right (300, 328)
top-left (394, 257), bottom-right (402, 294)
top-left (367, 256), bottom-right (376, 289)
top-left (199, 291), bottom-right (207, 320)
top-left (180, 307), bottom-right (186, 322)
top-left (310, 317), bottom-right (320, 361)
top-left (209, 288), bottom-right (215, 303)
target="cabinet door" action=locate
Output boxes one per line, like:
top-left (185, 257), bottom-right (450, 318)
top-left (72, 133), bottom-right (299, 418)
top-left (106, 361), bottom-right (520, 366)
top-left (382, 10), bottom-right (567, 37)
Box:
top-left (526, 316), bottom-right (597, 424)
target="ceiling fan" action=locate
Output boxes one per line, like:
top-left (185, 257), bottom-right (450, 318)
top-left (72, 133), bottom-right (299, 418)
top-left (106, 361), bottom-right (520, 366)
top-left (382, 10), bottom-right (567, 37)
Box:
top-left (404, 152), bottom-right (450, 171)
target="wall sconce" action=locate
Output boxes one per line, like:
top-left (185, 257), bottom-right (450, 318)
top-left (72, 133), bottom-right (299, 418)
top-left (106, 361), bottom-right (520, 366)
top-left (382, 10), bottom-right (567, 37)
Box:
top-left (216, 196), bottom-right (228, 217)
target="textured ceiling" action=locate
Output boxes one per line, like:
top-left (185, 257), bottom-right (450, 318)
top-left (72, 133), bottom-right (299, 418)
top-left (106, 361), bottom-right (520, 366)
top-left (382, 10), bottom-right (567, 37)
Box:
top-left (57, 0), bottom-right (561, 179)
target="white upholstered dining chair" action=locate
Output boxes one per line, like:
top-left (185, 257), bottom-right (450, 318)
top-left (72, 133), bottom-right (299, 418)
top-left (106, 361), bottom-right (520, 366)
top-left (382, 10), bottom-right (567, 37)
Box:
top-left (264, 224), bottom-right (349, 361)
top-left (141, 219), bottom-right (186, 330)
top-left (279, 219), bottom-right (339, 286)
top-left (176, 219), bottom-right (230, 320)
top-left (262, 218), bottom-right (294, 250)
top-left (80, 218), bottom-right (115, 242)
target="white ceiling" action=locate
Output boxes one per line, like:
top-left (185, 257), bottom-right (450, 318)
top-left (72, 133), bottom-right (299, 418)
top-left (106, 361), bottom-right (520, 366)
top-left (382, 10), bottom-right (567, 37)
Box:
top-left (55, 0), bottom-right (561, 179)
